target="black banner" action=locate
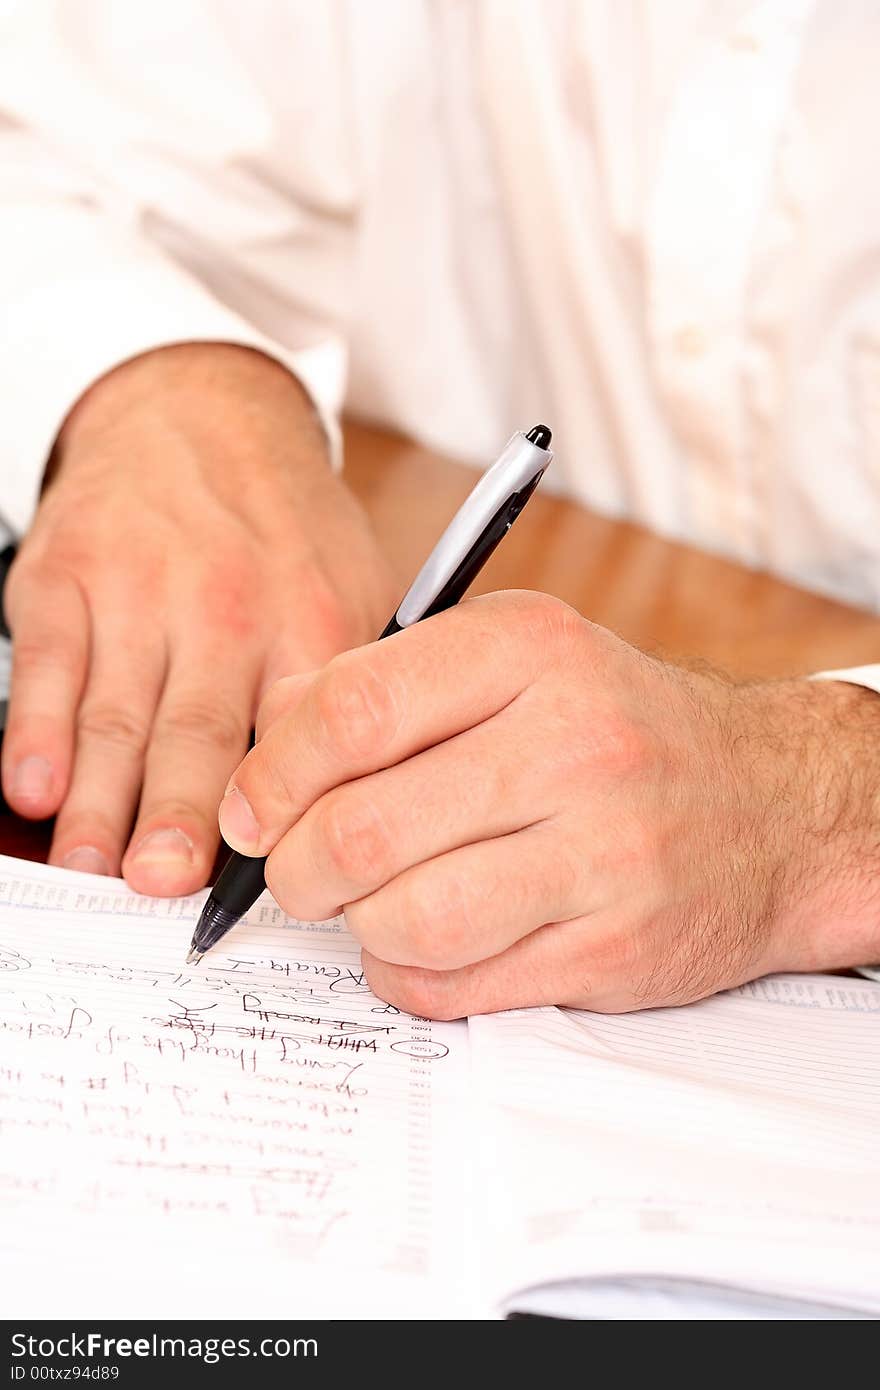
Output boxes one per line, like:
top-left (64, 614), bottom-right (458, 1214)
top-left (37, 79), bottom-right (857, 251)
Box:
top-left (1, 1320), bottom-right (572, 1385)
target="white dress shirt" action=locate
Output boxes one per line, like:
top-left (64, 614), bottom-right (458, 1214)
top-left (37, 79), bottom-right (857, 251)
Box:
top-left (0, 2), bottom-right (877, 978)
top-left (1, 0), bottom-right (879, 637)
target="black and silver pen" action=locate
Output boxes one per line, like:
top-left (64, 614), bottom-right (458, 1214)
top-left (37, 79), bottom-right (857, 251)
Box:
top-left (186, 423), bottom-right (553, 964)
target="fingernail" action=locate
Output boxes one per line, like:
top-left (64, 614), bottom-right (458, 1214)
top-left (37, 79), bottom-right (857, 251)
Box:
top-left (130, 827), bottom-right (195, 868)
top-left (219, 787), bottom-right (260, 851)
top-left (12, 755), bottom-right (53, 806)
top-left (62, 846), bottom-right (110, 876)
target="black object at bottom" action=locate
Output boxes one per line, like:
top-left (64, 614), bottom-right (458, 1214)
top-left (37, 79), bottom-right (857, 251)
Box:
top-left (189, 895), bottom-right (242, 956)
top-left (190, 851), bottom-right (267, 954)
top-left (1, 1319), bottom-right (571, 1386)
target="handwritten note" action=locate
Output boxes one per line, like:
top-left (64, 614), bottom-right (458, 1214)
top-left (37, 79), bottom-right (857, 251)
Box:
top-left (0, 857), bottom-right (473, 1319)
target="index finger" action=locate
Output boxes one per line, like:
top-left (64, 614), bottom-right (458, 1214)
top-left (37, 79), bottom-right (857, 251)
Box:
top-left (220, 592), bottom-right (544, 856)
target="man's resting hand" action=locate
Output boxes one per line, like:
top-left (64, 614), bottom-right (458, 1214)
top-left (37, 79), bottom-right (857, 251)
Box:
top-left (2, 343), bottom-right (393, 895)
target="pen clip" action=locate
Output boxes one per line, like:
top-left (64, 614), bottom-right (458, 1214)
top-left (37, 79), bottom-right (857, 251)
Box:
top-left (388, 431), bottom-right (552, 632)
top-left (417, 469), bottom-right (545, 620)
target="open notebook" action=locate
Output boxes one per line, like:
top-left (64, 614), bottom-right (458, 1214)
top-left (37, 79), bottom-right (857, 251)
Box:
top-left (0, 853), bottom-right (877, 1320)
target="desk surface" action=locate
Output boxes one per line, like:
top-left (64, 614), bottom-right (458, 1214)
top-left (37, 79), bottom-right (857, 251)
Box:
top-left (347, 422), bottom-right (880, 679)
top-left (3, 420), bottom-right (880, 865)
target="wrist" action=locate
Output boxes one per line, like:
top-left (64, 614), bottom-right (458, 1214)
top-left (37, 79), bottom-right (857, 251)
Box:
top-left (745, 678), bottom-right (880, 973)
top-left (51, 342), bottom-right (330, 489)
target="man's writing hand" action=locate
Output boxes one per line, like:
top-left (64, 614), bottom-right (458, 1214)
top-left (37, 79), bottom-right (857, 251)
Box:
top-left (219, 591), bottom-right (880, 1015)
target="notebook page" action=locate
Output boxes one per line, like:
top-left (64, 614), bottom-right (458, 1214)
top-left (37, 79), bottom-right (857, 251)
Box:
top-left (469, 975), bottom-right (880, 1316)
top-left (0, 856), bottom-right (473, 1319)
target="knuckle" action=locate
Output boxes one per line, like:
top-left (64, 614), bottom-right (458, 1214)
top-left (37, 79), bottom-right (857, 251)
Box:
top-left (192, 552), bottom-right (260, 644)
top-left (401, 873), bottom-right (473, 970)
top-left (11, 636), bottom-right (74, 677)
top-left (381, 966), bottom-right (461, 1022)
top-left (10, 636), bottom-right (48, 671)
top-left (596, 713), bottom-right (655, 776)
top-left (580, 921), bottom-right (659, 1012)
top-left (3, 554), bottom-right (46, 614)
top-left (250, 744), bottom-right (296, 817)
top-left (317, 791), bottom-right (395, 888)
top-left (593, 923), bottom-right (645, 983)
top-left (519, 591), bottom-right (584, 646)
top-left (574, 709), bottom-right (656, 779)
top-left (53, 809), bottom-right (118, 850)
top-left (256, 673), bottom-right (311, 741)
top-left (77, 703), bottom-right (150, 755)
top-left (313, 654), bottom-right (400, 765)
top-left (259, 675), bottom-right (297, 722)
top-left (136, 799), bottom-right (204, 833)
top-left (156, 700), bottom-right (245, 754)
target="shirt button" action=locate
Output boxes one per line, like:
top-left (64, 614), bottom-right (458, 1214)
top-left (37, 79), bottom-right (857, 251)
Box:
top-left (673, 325), bottom-right (706, 357)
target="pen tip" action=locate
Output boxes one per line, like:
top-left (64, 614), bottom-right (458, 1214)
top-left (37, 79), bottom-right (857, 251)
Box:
top-left (185, 948), bottom-right (204, 966)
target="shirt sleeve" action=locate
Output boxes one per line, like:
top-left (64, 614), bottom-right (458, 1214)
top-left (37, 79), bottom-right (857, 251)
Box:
top-left (0, 4), bottom-right (352, 538)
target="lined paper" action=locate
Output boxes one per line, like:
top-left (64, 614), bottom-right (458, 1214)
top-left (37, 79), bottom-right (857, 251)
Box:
top-left (0, 856), bottom-right (472, 1319)
top-left (3, 849), bottom-right (878, 1318)
top-left (470, 976), bottom-right (880, 1317)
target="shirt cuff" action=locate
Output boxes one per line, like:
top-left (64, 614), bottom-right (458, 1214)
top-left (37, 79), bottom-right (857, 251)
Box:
top-left (809, 665), bottom-right (880, 979)
top-left (808, 665), bottom-right (880, 698)
top-left (0, 204), bottom-right (345, 538)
